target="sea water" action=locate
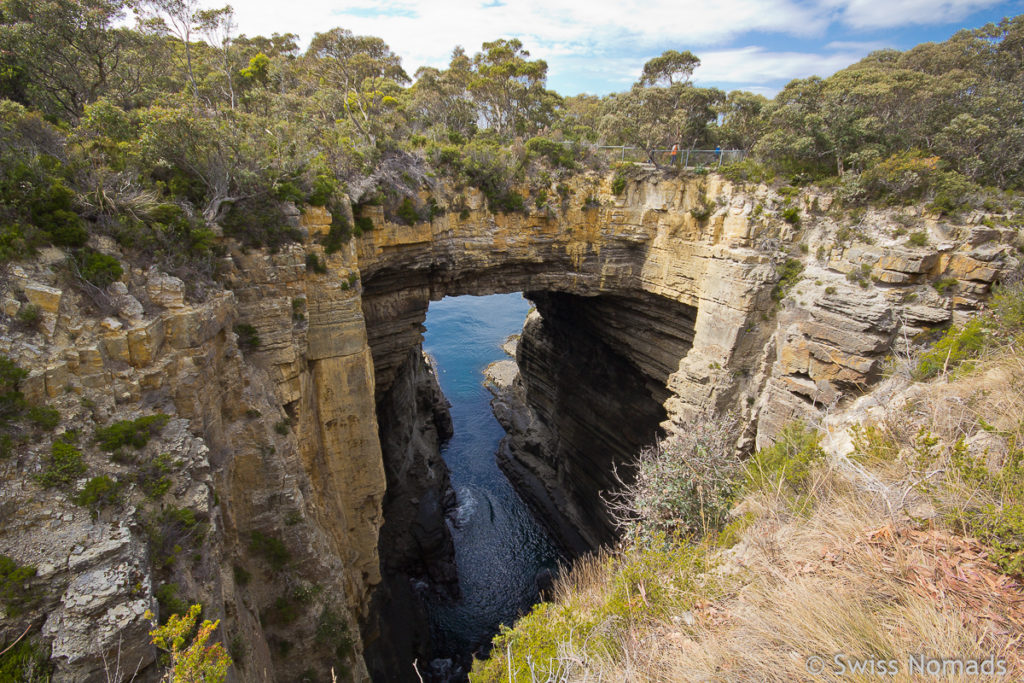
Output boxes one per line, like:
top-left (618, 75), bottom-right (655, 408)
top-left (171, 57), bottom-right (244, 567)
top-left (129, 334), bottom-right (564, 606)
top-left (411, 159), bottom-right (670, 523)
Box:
top-left (422, 293), bottom-right (563, 659)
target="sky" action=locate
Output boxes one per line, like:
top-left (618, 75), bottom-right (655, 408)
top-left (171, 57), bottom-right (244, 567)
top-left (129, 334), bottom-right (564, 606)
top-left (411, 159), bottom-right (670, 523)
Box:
top-left (209, 0), bottom-right (1024, 96)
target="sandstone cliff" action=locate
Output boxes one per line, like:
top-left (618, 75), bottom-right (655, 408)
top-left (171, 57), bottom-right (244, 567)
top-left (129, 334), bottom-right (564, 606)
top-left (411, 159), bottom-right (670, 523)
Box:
top-left (1, 171), bottom-right (1017, 681)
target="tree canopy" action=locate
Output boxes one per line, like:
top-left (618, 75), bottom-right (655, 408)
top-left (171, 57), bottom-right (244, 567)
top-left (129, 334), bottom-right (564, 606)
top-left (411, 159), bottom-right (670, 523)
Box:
top-left (1, 2), bottom-right (1022, 278)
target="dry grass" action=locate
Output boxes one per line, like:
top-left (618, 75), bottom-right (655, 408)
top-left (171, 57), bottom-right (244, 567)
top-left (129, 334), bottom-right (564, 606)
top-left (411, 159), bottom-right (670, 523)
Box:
top-left (547, 466), bottom-right (1024, 682)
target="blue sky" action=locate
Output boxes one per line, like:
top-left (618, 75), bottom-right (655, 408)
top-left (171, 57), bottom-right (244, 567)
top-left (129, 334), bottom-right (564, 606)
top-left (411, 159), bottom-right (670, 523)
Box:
top-left (218, 0), bottom-right (1024, 96)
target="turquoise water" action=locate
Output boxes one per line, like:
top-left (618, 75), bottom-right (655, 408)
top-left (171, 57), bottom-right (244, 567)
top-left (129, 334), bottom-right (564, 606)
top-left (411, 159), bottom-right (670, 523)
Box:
top-left (422, 293), bottom-right (563, 659)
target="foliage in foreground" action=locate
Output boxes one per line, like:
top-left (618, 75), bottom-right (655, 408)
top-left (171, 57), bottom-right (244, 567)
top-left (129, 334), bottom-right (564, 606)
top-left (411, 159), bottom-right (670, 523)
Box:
top-left (914, 283), bottom-right (1024, 381)
top-left (610, 411), bottom-right (741, 540)
top-left (147, 603), bottom-right (232, 683)
top-left (470, 537), bottom-right (716, 682)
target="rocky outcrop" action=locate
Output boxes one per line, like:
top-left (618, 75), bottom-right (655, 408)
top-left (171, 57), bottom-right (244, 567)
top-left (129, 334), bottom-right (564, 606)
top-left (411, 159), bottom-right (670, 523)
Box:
top-left (363, 349), bottom-right (456, 683)
top-left (2, 170), bottom-right (1018, 681)
top-left (1, 208), bottom-right (383, 681)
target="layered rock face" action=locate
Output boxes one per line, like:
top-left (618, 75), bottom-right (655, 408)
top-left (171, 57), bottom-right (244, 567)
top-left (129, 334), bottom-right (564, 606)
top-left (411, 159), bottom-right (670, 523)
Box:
top-left (495, 291), bottom-right (691, 552)
top-left (363, 349), bottom-right (456, 682)
top-left (2, 171), bottom-right (1018, 682)
top-left (1, 208), bottom-right (384, 682)
top-left (353, 173), bottom-right (1016, 559)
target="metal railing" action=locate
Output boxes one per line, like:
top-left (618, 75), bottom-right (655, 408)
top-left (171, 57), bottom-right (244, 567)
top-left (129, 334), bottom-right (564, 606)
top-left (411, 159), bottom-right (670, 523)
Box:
top-left (554, 141), bottom-right (746, 168)
top-left (593, 146), bottom-right (746, 168)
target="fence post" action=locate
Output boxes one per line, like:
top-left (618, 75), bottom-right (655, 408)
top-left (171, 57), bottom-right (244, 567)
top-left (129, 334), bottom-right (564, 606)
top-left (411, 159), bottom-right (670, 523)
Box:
top-left (683, 149), bottom-right (690, 168)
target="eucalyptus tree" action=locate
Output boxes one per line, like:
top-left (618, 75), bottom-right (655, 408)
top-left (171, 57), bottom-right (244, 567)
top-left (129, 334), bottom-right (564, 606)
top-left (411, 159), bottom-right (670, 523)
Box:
top-left (305, 28), bottom-right (410, 148)
top-left (467, 39), bottom-right (560, 137)
top-left (0, 0), bottom-right (141, 120)
top-left (599, 50), bottom-right (721, 166)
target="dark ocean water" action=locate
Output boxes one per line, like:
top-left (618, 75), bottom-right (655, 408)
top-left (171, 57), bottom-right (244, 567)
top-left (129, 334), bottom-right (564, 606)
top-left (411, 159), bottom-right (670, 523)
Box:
top-left (421, 293), bottom-right (563, 660)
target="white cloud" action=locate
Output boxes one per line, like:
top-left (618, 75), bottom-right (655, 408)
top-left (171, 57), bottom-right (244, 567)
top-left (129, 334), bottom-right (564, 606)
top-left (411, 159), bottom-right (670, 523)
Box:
top-left (693, 46), bottom-right (872, 84)
top-left (219, 0), bottom-right (828, 69)
top-left (186, 0), bottom-right (1009, 94)
top-left (821, 0), bottom-right (1005, 29)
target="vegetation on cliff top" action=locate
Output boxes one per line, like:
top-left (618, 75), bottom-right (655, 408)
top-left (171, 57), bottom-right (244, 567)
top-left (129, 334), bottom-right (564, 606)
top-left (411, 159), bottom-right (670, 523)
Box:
top-left (1, 3), bottom-right (1023, 284)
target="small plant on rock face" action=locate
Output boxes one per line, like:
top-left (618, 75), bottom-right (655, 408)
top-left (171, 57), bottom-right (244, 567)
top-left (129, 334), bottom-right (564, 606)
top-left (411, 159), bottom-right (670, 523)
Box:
top-left (905, 231), bottom-right (929, 247)
top-left (933, 277), bottom-right (958, 295)
top-left (233, 323), bottom-right (260, 351)
top-left (0, 553), bottom-right (40, 617)
top-left (396, 196), bottom-right (419, 225)
top-left (690, 197), bottom-right (713, 222)
top-left (35, 437), bottom-right (86, 489)
top-left (771, 258), bottom-right (804, 302)
top-left (95, 414), bottom-right (169, 451)
top-left (305, 252), bottom-right (327, 274)
top-left (249, 530), bottom-right (290, 570)
top-left (73, 475), bottom-right (123, 518)
top-left (147, 604), bottom-right (232, 683)
top-left (15, 303), bottom-right (42, 330)
top-left (79, 249), bottom-right (124, 288)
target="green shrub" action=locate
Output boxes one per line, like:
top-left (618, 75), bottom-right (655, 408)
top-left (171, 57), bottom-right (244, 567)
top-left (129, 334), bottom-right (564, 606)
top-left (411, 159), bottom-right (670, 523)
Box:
top-left (473, 537), bottom-right (714, 682)
top-left (95, 414), bottom-right (169, 451)
top-left (26, 405), bottom-right (60, 430)
top-left (154, 582), bottom-right (189, 619)
top-left (0, 637), bottom-right (52, 681)
top-left (137, 452), bottom-right (176, 499)
top-left (613, 412), bottom-right (741, 540)
top-left (72, 475), bottom-right (123, 517)
top-left (525, 137), bottom-right (577, 169)
top-left (353, 214), bottom-right (374, 235)
top-left (689, 198), bottom-right (712, 221)
top-left (933, 277), bottom-right (958, 295)
top-left (0, 356), bottom-right (29, 426)
top-left (221, 196), bottom-right (302, 251)
top-left (905, 231), bottom-right (929, 247)
top-left (850, 423), bottom-right (900, 466)
top-left (233, 323), bottom-right (260, 351)
top-left (32, 181), bottom-right (88, 247)
top-left (975, 502), bottom-right (1024, 577)
top-left (249, 531), bottom-right (290, 570)
top-left (307, 173), bottom-right (338, 206)
top-left (146, 507), bottom-right (208, 570)
top-left (990, 283), bottom-right (1024, 331)
top-left (913, 319), bottom-right (988, 380)
top-left (718, 159), bottom-right (775, 184)
top-left (857, 150), bottom-right (940, 202)
top-left (534, 188), bottom-right (548, 208)
top-left (0, 554), bottom-right (39, 617)
top-left (928, 171), bottom-right (979, 216)
top-left (291, 298), bottom-right (306, 322)
top-left (744, 422), bottom-right (825, 509)
top-left (15, 303), bottom-right (42, 330)
top-left (395, 196), bottom-right (419, 225)
top-left (771, 258), bottom-right (804, 302)
top-left (781, 206), bottom-right (801, 225)
top-left (35, 439), bottom-right (86, 489)
top-left (305, 252), bottom-right (327, 274)
top-left (79, 249), bottom-right (123, 287)
top-left (233, 565), bottom-right (251, 586)
top-left (315, 606), bottom-right (354, 660)
top-left (611, 164), bottom-right (634, 195)
top-left (320, 217), bottom-right (350, 254)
